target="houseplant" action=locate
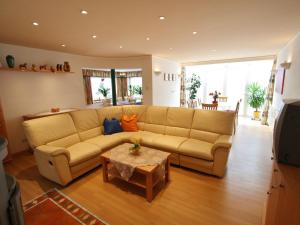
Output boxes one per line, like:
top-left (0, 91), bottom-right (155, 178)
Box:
top-left (97, 86), bottom-right (110, 98)
top-left (209, 90), bottom-right (221, 103)
top-left (97, 84), bottom-right (111, 105)
top-left (133, 85), bottom-right (142, 96)
top-left (129, 137), bottom-right (141, 155)
top-left (186, 74), bottom-right (201, 108)
top-left (128, 85), bottom-right (135, 96)
top-left (246, 82), bottom-right (265, 120)
top-left (186, 73), bottom-right (201, 100)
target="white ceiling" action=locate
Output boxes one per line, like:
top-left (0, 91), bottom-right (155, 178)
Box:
top-left (0, 0), bottom-right (300, 63)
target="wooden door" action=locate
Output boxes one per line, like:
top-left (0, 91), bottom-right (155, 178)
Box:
top-left (264, 162), bottom-right (281, 225)
top-left (275, 164), bottom-right (300, 225)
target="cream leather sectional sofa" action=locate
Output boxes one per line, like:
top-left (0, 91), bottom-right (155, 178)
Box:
top-left (23, 105), bottom-right (235, 186)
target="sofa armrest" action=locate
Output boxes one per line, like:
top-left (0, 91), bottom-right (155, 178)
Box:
top-left (212, 135), bottom-right (232, 154)
top-left (211, 135), bottom-right (233, 177)
top-left (36, 145), bottom-right (70, 162)
top-left (34, 145), bottom-right (72, 185)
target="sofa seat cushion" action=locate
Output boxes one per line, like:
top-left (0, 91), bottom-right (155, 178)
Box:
top-left (178, 139), bottom-right (214, 161)
top-left (133, 131), bottom-right (163, 146)
top-left (110, 132), bottom-right (137, 142)
top-left (67, 142), bottom-right (102, 166)
top-left (151, 135), bottom-right (188, 153)
top-left (84, 133), bottom-right (131, 151)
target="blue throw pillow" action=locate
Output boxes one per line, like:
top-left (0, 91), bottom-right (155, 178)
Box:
top-left (103, 118), bottom-right (123, 135)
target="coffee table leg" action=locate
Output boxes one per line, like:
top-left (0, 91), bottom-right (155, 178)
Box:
top-left (146, 173), bottom-right (153, 202)
top-left (165, 157), bottom-right (170, 183)
top-left (102, 158), bottom-right (108, 182)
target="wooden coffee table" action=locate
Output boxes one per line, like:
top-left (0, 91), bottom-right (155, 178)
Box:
top-left (101, 145), bottom-right (170, 202)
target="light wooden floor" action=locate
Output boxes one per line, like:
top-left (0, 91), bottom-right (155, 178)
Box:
top-left (5, 118), bottom-right (273, 225)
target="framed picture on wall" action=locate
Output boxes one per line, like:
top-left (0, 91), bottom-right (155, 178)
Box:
top-left (168, 73), bottom-right (171, 81)
top-left (164, 73), bottom-right (166, 81)
top-left (275, 68), bottom-right (286, 95)
top-left (172, 74), bottom-right (175, 81)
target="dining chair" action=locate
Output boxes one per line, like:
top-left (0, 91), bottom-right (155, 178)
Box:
top-left (197, 98), bottom-right (201, 106)
top-left (202, 103), bottom-right (218, 110)
top-left (218, 96), bottom-right (228, 102)
top-left (187, 100), bottom-right (198, 108)
top-left (233, 99), bottom-right (242, 134)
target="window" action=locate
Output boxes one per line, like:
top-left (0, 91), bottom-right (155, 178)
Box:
top-left (127, 77), bottom-right (143, 96)
top-left (186, 60), bottom-right (273, 116)
top-left (91, 77), bottom-right (112, 103)
top-left (88, 69), bottom-right (143, 105)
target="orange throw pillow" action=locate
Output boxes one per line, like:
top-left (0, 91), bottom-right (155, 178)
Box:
top-left (121, 115), bottom-right (139, 132)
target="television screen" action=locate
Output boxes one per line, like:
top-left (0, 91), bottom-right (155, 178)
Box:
top-left (273, 100), bottom-right (300, 166)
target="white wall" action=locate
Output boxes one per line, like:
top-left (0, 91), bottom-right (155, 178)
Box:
top-left (0, 43), bottom-right (152, 153)
top-left (272, 32), bottom-right (300, 117)
top-left (152, 56), bottom-right (181, 107)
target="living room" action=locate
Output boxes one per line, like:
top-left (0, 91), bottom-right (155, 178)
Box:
top-left (0, 1), bottom-right (300, 225)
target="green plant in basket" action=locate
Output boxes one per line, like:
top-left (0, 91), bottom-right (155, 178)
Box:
top-left (129, 137), bottom-right (141, 155)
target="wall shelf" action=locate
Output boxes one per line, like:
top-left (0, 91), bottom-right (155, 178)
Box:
top-left (0, 67), bottom-right (74, 74)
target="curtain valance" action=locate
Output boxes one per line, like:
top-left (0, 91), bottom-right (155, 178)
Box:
top-left (82, 69), bottom-right (142, 78)
top-left (82, 69), bottom-right (111, 77)
top-left (116, 71), bottom-right (142, 78)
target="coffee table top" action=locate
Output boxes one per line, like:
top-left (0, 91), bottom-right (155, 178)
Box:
top-left (101, 143), bottom-right (170, 173)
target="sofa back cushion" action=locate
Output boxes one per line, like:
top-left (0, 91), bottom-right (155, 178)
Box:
top-left (122, 105), bottom-right (147, 121)
top-left (96, 106), bottom-right (123, 124)
top-left (191, 110), bottom-right (235, 142)
top-left (189, 130), bottom-right (220, 143)
top-left (165, 107), bottom-right (194, 137)
top-left (23, 114), bottom-right (80, 148)
top-left (122, 105), bottom-right (147, 130)
top-left (70, 109), bottom-right (101, 141)
top-left (144, 106), bottom-right (167, 134)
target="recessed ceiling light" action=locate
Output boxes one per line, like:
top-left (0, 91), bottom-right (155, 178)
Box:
top-left (32, 22), bottom-right (39, 26)
top-left (192, 31), bottom-right (197, 35)
top-left (80, 10), bottom-right (88, 15)
top-left (120, 45), bottom-right (123, 49)
top-left (169, 47), bottom-right (173, 50)
top-left (159, 16), bottom-right (165, 20)
top-left (61, 44), bottom-right (66, 47)
top-left (92, 35), bottom-right (97, 39)
top-left (146, 37), bottom-right (150, 41)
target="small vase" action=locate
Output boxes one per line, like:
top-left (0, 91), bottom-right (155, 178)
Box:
top-left (63, 61), bottom-right (70, 72)
top-left (6, 55), bottom-right (15, 68)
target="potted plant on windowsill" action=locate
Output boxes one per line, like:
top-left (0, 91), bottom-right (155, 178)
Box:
top-left (246, 82), bottom-right (265, 120)
top-left (97, 86), bottom-right (111, 105)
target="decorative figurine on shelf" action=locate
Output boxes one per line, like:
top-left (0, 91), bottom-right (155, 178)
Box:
top-left (129, 137), bottom-right (141, 155)
top-left (63, 61), bottom-right (70, 72)
top-left (51, 108), bottom-right (60, 113)
top-left (19, 63), bottom-right (27, 70)
top-left (209, 90), bottom-right (221, 104)
top-left (31, 64), bottom-right (38, 72)
top-left (56, 64), bottom-right (63, 71)
top-left (6, 55), bottom-right (15, 68)
top-left (50, 66), bottom-right (56, 72)
top-left (40, 65), bottom-right (47, 71)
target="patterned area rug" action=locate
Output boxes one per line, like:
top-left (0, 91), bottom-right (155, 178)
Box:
top-left (23, 188), bottom-right (108, 225)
